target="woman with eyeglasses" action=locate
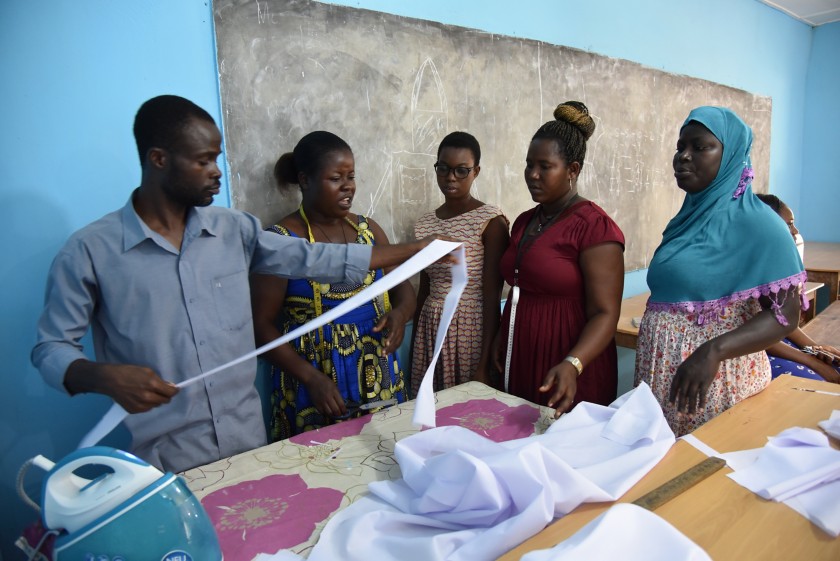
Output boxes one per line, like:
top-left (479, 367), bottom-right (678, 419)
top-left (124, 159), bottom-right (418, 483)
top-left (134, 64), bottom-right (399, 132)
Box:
top-left (495, 102), bottom-right (625, 417)
top-left (251, 131), bottom-right (414, 440)
top-left (411, 132), bottom-right (509, 393)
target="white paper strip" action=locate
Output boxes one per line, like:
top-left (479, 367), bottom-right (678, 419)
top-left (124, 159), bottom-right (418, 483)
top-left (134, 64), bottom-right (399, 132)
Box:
top-left (679, 434), bottom-right (722, 459)
top-left (411, 245), bottom-right (466, 428)
top-left (79, 240), bottom-right (463, 449)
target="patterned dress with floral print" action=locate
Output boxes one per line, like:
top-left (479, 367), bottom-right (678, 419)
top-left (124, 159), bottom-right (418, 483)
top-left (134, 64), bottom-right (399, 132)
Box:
top-left (634, 298), bottom-right (770, 436)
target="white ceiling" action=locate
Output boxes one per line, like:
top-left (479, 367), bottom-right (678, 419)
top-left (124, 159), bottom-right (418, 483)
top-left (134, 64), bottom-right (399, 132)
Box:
top-left (758, 0), bottom-right (840, 26)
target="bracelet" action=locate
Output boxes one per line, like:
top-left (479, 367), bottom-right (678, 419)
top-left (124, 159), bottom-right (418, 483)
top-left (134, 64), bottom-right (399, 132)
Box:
top-left (564, 355), bottom-right (583, 376)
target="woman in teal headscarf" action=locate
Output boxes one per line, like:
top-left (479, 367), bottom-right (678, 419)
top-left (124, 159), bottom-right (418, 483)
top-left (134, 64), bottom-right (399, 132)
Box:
top-left (634, 106), bottom-right (806, 436)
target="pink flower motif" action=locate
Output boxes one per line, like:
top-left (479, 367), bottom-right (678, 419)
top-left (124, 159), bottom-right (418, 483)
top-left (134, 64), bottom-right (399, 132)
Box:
top-left (202, 473), bottom-right (343, 561)
top-left (289, 415), bottom-right (373, 446)
top-left (436, 399), bottom-right (541, 441)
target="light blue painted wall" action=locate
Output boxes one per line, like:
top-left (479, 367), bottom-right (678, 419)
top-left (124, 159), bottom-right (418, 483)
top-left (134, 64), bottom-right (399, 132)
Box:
top-left (801, 21), bottom-right (840, 242)
top-left (0, 1), bottom-right (227, 557)
top-left (0, 0), bottom-right (833, 557)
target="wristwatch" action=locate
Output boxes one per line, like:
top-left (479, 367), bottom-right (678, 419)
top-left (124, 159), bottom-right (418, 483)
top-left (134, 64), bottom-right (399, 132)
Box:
top-left (564, 355), bottom-right (584, 376)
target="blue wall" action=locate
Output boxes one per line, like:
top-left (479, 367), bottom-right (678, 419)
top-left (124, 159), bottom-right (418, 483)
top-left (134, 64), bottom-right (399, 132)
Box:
top-left (0, 1), bottom-right (227, 557)
top-left (0, 0), bottom-right (835, 557)
top-left (801, 21), bottom-right (840, 242)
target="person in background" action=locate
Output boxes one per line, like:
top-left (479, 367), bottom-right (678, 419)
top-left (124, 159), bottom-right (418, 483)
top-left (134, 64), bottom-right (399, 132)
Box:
top-left (756, 193), bottom-right (840, 383)
top-left (251, 131), bottom-right (414, 440)
top-left (411, 132), bottom-right (509, 393)
top-left (635, 107), bottom-right (805, 436)
top-left (32, 97), bottom-right (436, 472)
top-left (495, 101), bottom-right (625, 416)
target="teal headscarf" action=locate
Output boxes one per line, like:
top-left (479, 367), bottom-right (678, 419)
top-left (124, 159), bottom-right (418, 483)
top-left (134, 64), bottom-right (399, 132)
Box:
top-left (647, 106), bottom-right (805, 324)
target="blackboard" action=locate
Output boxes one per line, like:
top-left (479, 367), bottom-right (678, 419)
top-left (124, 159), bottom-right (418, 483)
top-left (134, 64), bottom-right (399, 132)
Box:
top-left (213, 0), bottom-right (771, 271)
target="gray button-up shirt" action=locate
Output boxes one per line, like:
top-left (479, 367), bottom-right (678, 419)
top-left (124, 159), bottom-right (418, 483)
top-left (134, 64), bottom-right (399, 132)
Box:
top-left (32, 194), bottom-right (371, 472)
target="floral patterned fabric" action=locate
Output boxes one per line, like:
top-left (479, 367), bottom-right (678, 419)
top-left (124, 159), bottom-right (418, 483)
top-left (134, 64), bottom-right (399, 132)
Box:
top-left (634, 299), bottom-right (771, 436)
top-left (182, 382), bottom-right (552, 559)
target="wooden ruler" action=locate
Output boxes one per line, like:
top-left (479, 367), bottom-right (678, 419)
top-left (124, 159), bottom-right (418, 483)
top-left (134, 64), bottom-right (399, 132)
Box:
top-left (632, 456), bottom-right (727, 511)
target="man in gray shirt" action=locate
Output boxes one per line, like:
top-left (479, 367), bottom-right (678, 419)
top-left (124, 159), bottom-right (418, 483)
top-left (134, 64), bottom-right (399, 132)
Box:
top-left (32, 95), bottom-right (433, 472)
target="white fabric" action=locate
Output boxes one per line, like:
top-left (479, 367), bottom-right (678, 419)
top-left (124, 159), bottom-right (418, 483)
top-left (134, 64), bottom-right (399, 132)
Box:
top-left (297, 383), bottom-right (674, 561)
top-left (723, 426), bottom-right (840, 537)
top-left (519, 503), bottom-right (711, 561)
top-left (412, 245), bottom-right (467, 428)
top-left (79, 240), bottom-right (464, 448)
top-left (818, 410), bottom-right (840, 440)
top-left (253, 553), bottom-right (303, 561)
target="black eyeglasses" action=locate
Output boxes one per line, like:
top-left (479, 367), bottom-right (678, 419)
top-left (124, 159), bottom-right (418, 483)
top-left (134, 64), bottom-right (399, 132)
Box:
top-left (434, 163), bottom-right (474, 179)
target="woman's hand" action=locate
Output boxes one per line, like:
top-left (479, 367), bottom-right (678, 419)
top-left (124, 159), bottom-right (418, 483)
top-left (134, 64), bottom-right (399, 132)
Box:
top-left (305, 373), bottom-right (347, 418)
top-left (373, 309), bottom-right (408, 355)
top-left (813, 344), bottom-right (840, 366)
top-left (812, 359), bottom-right (840, 384)
top-left (417, 234), bottom-right (462, 264)
top-left (669, 342), bottom-right (721, 415)
top-left (540, 361), bottom-right (578, 417)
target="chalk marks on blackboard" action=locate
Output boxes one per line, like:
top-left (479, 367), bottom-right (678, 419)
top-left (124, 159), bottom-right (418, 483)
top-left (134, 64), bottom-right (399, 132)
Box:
top-left (412, 58), bottom-right (447, 153)
top-left (213, 0), bottom-right (772, 271)
top-left (365, 58), bottom-right (448, 240)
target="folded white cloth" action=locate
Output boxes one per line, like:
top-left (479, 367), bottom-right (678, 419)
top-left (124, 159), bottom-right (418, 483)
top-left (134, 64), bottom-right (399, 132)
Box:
top-left (724, 426), bottom-right (840, 537)
top-left (519, 503), bottom-right (711, 561)
top-left (300, 383), bottom-right (674, 561)
top-left (819, 410), bottom-right (840, 440)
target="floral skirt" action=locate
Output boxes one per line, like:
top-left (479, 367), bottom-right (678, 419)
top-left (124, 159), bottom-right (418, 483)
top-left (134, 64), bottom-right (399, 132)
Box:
top-left (634, 300), bottom-right (770, 436)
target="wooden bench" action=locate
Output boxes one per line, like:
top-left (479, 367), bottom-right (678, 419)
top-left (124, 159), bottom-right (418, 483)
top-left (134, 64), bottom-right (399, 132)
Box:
top-left (802, 299), bottom-right (840, 348)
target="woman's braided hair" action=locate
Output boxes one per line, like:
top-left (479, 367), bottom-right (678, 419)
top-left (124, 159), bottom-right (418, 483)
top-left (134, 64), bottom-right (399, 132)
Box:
top-left (532, 100), bottom-right (595, 165)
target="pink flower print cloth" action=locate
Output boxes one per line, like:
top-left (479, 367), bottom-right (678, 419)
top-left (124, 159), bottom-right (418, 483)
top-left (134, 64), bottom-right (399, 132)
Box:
top-left (202, 473), bottom-right (343, 561)
top-left (436, 399), bottom-right (541, 441)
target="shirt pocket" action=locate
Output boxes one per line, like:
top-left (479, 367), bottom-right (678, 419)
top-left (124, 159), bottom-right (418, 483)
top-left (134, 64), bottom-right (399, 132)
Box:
top-left (212, 269), bottom-right (252, 331)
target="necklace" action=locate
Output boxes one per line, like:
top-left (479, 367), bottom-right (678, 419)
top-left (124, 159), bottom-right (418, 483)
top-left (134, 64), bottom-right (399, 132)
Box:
top-left (536, 208), bottom-right (558, 232)
top-left (534, 193), bottom-right (579, 233)
top-left (312, 220), bottom-right (349, 244)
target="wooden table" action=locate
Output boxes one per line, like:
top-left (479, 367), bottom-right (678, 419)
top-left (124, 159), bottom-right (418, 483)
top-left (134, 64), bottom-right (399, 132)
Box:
top-left (805, 241), bottom-right (840, 304)
top-left (617, 282), bottom-right (825, 349)
top-left (498, 375), bottom-right (840, 560)
top-left (615, 291), bottom-right (649, 349)
top-left (803, 300), bottom-right (840, 348)
top-left (801, 281), bottom-right (825, 325)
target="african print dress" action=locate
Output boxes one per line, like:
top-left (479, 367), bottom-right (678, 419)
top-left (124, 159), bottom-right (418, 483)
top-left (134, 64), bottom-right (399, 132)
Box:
top-left (267, 215), bottom-right (406, 441)
top-left (412, 204), bottom-right (506, 393)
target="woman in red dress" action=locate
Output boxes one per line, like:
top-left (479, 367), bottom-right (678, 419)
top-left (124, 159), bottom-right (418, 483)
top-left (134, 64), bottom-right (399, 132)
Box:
top-left (496, 101), bottom-right (625, 416)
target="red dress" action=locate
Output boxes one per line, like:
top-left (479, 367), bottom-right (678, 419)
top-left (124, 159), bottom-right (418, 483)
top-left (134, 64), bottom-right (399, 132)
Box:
top-left (499, 201), bottom-right (625, 407)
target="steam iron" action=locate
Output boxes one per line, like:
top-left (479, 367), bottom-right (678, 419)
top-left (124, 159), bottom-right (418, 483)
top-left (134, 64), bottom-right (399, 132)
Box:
top-left (21, 446), bottom-right (222, 561)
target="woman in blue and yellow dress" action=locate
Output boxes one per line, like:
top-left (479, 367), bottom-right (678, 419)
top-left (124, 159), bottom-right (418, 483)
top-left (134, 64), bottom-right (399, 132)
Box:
top-left (251, 131), bottom-right (413, 440)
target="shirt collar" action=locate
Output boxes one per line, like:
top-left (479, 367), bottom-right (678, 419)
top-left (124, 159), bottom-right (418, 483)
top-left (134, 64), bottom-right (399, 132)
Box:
top-left (120, 190), bottom-right (218, 253)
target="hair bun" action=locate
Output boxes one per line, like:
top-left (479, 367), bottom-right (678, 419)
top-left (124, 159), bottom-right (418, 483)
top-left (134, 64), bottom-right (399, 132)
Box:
top-left (553, 101), bottom-right (596, 140)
